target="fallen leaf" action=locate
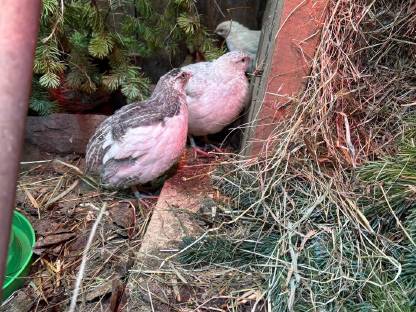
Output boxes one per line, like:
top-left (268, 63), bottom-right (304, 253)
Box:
top-left (108, 279), bottom-right (127, 312)
top-left (66, 232), bottom-right (89, 255)
top-left (32, 219), bottom-right (61, 236)
top-left (34, 232), bottom-right (75, 255)
top-left (108, 202), bottom-right (135, 231)
top-left (84, 279), bottom-right (114, 302)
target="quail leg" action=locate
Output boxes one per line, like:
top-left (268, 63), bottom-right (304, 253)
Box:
top-left (189, 135), bottom-right (214, 158)
top-left (201, 135), bottom-right (210, 145)
top-left (131, 186), bottom-right (158, 209)
top-left (208, 144), bottom-right (226, 154)
top-left (201, 135), bottom-right (226, 154)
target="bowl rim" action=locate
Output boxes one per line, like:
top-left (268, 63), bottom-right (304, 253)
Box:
top-left (2, 210), bottom-right (35, 290)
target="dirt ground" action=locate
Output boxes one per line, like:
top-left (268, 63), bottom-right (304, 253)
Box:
top-left (2, 148), bottom-right (227, 312)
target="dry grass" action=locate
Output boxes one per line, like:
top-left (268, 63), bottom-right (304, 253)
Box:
top-left (5, 157), bottom-right (155, 311)
top-left (173, 0), bottom-right (416, 311)
top-left (3, 1), bottom-right (416, 311)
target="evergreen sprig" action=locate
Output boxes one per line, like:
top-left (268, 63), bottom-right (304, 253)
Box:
top-left (31, 0), bottom-right (222, 115)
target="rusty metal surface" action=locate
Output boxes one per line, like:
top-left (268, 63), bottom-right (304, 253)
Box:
top-left (0, 0), bottom-right (41, 295)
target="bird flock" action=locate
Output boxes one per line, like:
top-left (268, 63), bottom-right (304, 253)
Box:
top-left (86, 20), bottom-right (261, 191)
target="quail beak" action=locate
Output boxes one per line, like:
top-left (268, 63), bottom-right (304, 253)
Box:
top-left (215, 28), bottom-right (229, 38)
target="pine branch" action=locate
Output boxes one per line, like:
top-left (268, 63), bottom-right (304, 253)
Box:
top-left (102, 65), bottom-right (149, 101)
top-left (33, 0), bottom-right (216, 115)
top-left (30, 78), bottom-right (58, 115)
top-left (30, 97), bottom-right (58, 116)
top-left (88, 33), bottom-right (114, 58)
top-left (39, 72), bottom-right (61, 88)
top-left (177, 13), bottom-right (199, 35)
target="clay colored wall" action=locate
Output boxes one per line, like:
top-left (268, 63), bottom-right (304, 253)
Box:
top-left (243, 0), bottom-right (329, 156)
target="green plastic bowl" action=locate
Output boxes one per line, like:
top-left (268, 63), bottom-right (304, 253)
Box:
top-left (2, 210), bottom-right (35, 301)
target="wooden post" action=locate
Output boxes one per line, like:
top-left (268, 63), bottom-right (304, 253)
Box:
top-left (195, 0), bottom-right (265, 31)
top-left (242, 0), bottom-right (329, 156)
top-left (0, 0), bottom-right (41, 296)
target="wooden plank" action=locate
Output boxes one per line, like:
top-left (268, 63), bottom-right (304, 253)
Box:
top-left (242, 0), bottom-right (329, 156)
top-left (195, 0), bottom-right (264, 30)
top-left (241, 0), bottom-right (283, 154)
top-left (125, 151), bottom-right (218, 311)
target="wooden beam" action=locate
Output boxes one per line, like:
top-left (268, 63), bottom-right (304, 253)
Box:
top-left (242, 0), bottom-right (329, 156)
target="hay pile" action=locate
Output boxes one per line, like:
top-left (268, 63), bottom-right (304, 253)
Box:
top-left (176, 0), bottom-right (416, 310)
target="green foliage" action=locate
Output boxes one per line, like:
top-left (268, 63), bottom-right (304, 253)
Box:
top-left (31, 0), bottom-right (222, 115)
top-left (32, 0), bottom-right (144, 114)
top-left (102, 64), bottom-right (150, 102)
top-left (179, 234), bottom-right (279, 268)
top-left (343, 283), bottom-right (413, 312)
top-left (33, 40), bottom-right (65, 89)
top-left (29, 79), bottom-right (58, 116)
top-left (88, 33), bottom-right (114, 59)
top-left (358, 140), bottom-right (416, 228)
top-left (356, 119), bottom-right (416, 309)
top-left (128, 0), bottom-right (223, 57)
top-left (358, 114), bottom-right (416, 232)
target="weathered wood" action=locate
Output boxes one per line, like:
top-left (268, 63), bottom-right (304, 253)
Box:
top-left (97, 0), bottom-right (135, 32)
top-left (242, 0), bottom-right (329, 156)
top-left (126, 151), bottom-right (216, 311)
top-left (0, 289), bottom-right (34, 312)
top-left (24, 114), bottom-right (106, 155)
top-left (241, 0), bottom-right (283, 154)
top-left (196, 0), bottom-right (265, 30)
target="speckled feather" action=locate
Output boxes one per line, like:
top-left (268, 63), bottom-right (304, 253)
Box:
top-left (85, 68), bottom-right (190, 189)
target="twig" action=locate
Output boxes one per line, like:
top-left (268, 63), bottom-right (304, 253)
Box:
top-left (380, 184), bottom-right (416, 248)
top-left (213, 0), bottom-right (226, 18)
top-left (42, 0), bottom-right (65, 43)
top-left (23, 186), bottom-right (41, 219)
top-left (68, 202), bottom-right (107, 312)
top-left (53, 159), bottom-right (84, 175)
top-left (20, 160), bottom-right (53, 165)
top-left (44, 179), bottom-right (79, 209)
top-left (147, 282), bottom-right (155, 312)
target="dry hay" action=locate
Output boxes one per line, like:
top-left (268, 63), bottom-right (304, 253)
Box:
top-left (171, 0), bottom-right (416, 311)
top-left (2, 0), bottom-right (416, 311)
top-left (258, 0), bottom-right (416, 170)
top-left (2, 157), bottom-right (155, 312)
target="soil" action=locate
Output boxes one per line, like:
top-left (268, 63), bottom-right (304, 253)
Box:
top-left (2, 156), bottom-right (156, 312)
top-left (2, 149), bottom-right (225, 312)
